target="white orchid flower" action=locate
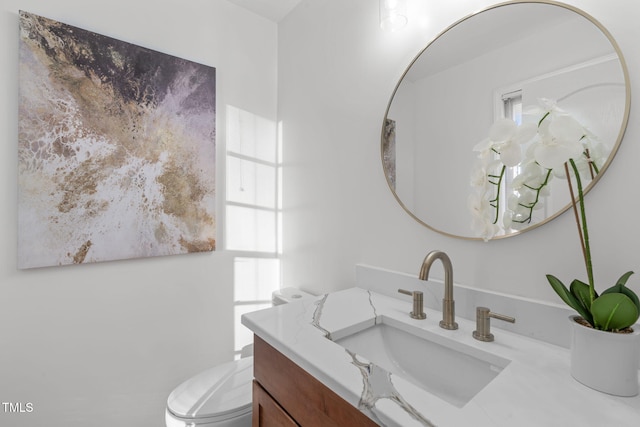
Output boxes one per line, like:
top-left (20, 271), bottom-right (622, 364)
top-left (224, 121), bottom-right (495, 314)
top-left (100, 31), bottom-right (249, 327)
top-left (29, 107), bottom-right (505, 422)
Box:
top-left (502, 208), bottom-right (529, 231)
top-left (474, 118), bottom-right (537, 167)
top-left (503, 210), bottom-right (513, 229)
top-left (470, 161), bottom-right (488, 188)
top-left (470, 98), bottom-right (600, 240)
top-left (587, 140), bottom-right (610, 166)
top-left (522, 97), bottom-right (566, 120)
top-left (507, 193), bottom-right (520, 211)
top-left (512, 160), bottom-right (549, 191)
top-left (533, 115), bottom-right (585, 170)
top-left (468, 190), bottom-right (499, 241)
top-left (515, 187), bottom-right (538, 207)
top-left (472, 215), bottom-right (500, 242)
top-left (509, 216), bottom-right (530, 231)
top-left (578, 136), bottom-right (610, 174)
top-left (539, 183), bottom-right (551, 197)
top-left (473, 137), bottom-right (493, 155)
top-left (468, 190), bottom-right (491, 220)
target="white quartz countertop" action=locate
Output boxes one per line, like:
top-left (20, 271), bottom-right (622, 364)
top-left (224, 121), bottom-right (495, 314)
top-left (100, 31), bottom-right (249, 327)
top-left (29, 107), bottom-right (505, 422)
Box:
top-left (242, 287), bottom-right (640, 427)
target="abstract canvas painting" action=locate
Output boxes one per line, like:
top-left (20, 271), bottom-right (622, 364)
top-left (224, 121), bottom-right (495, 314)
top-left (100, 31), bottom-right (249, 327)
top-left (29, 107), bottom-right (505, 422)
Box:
top-left (18, 11), bottom-right (216, 268)
top-left (383, 118), bottom-right (396, 191)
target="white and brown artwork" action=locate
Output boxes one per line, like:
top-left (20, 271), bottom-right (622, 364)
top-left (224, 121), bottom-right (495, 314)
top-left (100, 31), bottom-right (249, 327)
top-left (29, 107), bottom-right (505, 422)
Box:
top-left (18, 11), bottom-right (216, 268)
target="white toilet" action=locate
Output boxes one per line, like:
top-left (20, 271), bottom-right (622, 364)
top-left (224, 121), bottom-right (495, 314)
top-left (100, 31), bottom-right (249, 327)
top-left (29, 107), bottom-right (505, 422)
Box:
top-left (165, 287), bottom-right (315, 427)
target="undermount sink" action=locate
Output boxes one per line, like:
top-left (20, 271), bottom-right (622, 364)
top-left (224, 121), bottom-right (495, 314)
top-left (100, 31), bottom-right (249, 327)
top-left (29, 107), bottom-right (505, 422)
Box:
top-left (333, 316), bottom-right (510, 407)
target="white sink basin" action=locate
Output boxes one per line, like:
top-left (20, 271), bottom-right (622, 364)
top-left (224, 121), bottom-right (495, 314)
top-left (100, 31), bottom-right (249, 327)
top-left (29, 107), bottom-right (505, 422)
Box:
top-left (333, 317), bottom-right (510, 407)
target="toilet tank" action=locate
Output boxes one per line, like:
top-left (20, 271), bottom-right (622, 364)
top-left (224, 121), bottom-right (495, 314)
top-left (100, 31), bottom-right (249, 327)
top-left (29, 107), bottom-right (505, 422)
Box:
top-left (241, 288), bottom-right (316, 359)
top-left (272, 287), bottom-right (315, 305)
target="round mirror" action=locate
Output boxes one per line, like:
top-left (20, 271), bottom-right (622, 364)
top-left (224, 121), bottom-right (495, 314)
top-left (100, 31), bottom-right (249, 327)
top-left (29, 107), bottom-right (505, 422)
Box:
top-left (382, 1), bottom-right (630, 240)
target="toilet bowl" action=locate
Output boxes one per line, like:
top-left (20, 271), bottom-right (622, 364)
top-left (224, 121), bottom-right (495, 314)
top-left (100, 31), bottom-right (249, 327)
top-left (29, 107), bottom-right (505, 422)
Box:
top-left (165, 287), bottom-right (315, 427)
top-left (165, 357), bottom-right (253, 427)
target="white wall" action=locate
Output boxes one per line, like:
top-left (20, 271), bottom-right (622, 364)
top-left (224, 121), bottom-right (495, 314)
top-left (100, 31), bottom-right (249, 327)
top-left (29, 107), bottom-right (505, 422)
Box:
top-left (279, 0), bottom-right (640, 306)
top-left (0, 1), bottom-right (277, 426)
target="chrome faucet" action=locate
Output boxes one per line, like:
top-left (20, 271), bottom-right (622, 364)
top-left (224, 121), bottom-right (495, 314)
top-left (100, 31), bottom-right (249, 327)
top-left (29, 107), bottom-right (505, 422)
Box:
top-left (419, 250), bottom-right (458, 330)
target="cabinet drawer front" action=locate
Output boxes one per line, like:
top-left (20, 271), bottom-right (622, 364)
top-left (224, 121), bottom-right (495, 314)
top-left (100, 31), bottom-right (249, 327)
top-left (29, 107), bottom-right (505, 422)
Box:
top-left (253, 380), bottom-right (299, 427)
top-left (253, 335), bottom-right (377, 427)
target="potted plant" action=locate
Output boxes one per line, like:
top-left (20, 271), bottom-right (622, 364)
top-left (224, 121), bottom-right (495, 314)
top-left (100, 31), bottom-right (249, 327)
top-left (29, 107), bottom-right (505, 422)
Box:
top-left (545, 157), bottom-right (640, 396)
top-left (545, 156), bottom-right (640, 396)
top-left (472, 99), bottom-right (640, 396)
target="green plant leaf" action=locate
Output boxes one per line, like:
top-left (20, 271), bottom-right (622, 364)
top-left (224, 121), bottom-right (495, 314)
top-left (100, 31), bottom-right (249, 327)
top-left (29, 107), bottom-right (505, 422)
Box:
top-left (616, 270), bottom-right (634, 287)
top-left (602, 271), bottom-right (634, 294)
top-left (546, 274), bottom-right (592, 323)
top-left (624, 288), bottom-right (640, 313)
top-left (570, 279), bottom-right (595, 312)
top-left (591, 293), bottom-right (639, 331)
top-left (602, 271), bottom-right (640, 313)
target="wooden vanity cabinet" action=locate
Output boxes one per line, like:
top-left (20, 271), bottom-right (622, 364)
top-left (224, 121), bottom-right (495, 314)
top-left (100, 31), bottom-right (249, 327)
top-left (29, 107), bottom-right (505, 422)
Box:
top-left (253, 380), bottom-right (298, 426)
top-left (252, 335), bottom-right (377, 427)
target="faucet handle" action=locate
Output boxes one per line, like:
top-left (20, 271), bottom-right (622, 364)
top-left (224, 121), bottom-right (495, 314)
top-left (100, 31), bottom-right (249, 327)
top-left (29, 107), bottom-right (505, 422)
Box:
top-left (397, 289), bottom-right (426, 320)
top-left (473, 307), bottom-right (515, 342)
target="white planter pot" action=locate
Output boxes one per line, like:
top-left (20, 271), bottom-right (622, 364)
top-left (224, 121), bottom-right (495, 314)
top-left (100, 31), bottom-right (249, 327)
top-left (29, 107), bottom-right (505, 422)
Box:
top-left (569, 315), bottom-right (640, 397)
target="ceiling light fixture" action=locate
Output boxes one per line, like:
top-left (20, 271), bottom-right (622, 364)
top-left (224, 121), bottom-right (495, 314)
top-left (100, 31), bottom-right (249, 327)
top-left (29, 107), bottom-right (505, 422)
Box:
top-left (380, 0), bottom-right (408, 32)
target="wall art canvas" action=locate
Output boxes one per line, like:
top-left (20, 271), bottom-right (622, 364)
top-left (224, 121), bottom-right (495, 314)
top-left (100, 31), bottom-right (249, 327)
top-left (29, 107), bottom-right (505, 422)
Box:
top-left (383, 118), bottom-right (396, 190)
top-left (18, 11), bottom-right (216, 268)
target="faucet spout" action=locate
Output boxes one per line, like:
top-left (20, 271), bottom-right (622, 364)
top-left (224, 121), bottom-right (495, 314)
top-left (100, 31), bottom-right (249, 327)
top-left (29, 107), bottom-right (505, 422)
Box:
top-left (419, 250), bottom-right (458, 330)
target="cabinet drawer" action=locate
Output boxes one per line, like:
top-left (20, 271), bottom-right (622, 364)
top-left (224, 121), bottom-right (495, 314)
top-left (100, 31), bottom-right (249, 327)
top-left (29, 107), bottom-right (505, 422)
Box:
top-left (253, 380), bottom-right (299, 426)
top-left (253, 335), bottom-right (377, 427)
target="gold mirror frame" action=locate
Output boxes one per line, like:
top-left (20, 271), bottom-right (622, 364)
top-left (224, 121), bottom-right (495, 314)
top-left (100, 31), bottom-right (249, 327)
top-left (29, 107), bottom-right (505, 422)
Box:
top-left (381, 0), bottom-right (631, 240)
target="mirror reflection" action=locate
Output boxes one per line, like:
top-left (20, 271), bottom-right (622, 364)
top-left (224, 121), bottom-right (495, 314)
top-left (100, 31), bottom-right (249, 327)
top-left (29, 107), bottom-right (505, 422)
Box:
top-left (382, 1), bottom-right (630, 240)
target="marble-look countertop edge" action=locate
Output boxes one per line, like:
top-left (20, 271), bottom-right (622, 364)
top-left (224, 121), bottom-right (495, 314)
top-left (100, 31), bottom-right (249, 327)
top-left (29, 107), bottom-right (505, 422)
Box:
top-left (242, 287), bottom-right (640, 427)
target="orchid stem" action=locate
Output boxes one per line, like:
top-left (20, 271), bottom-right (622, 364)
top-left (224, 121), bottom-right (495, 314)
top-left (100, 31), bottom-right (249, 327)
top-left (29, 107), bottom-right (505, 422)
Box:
top-left (584, 149), bottom-right (596, 180)
top-left (490, 165), bottom-right (506, 224)
top-left (565, 160), bottom-right (595, 303)
top-left (514, 169), bottom-right (553, 224)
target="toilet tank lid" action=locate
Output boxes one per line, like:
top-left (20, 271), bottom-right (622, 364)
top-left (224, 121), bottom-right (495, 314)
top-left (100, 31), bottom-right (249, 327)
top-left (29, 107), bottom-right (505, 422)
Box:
top-left (167, 357), bottom-right (253, 420)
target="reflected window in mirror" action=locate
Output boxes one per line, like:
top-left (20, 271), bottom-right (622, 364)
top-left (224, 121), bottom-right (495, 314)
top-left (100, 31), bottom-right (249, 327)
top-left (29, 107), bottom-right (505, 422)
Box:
top-left (503, 91), bottom-right (522, 124)
top-left (502, 91), bottom-right (523, 196)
